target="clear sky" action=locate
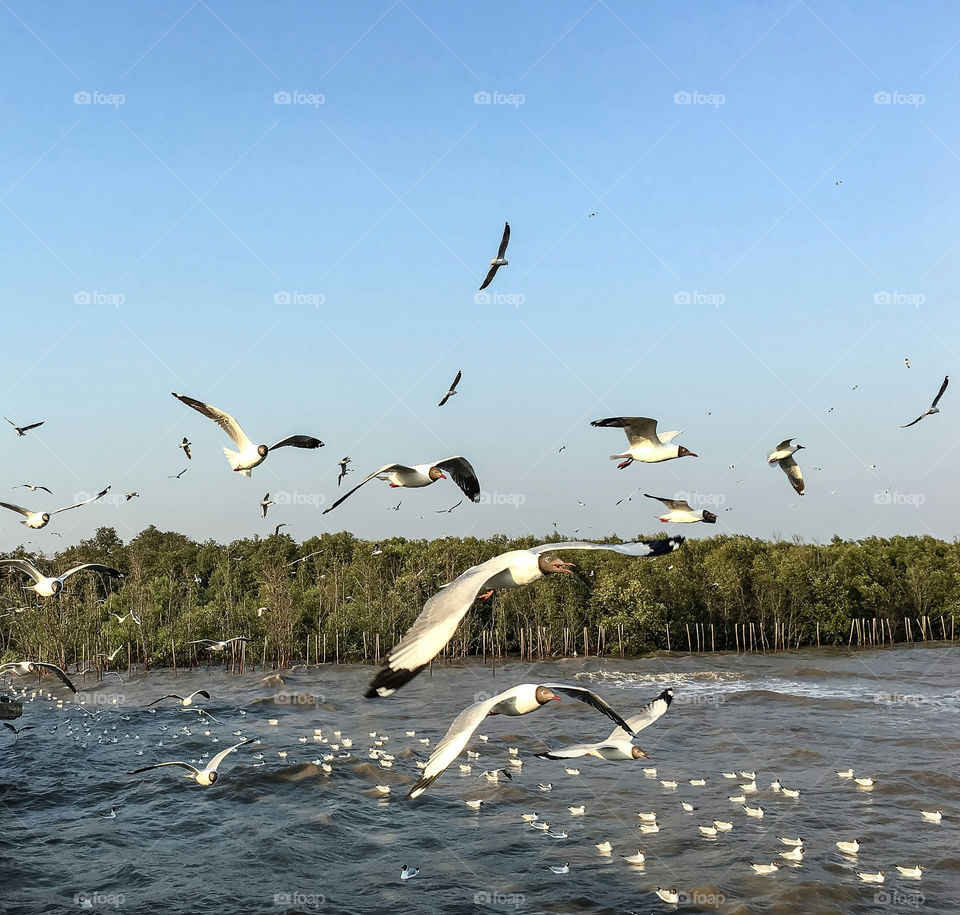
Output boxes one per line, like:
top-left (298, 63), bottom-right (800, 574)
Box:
top-left (1, 1), bottom-right (958, 553)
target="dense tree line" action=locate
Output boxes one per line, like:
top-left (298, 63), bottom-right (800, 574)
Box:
top-left (0, 527), bottom-right (955, 671)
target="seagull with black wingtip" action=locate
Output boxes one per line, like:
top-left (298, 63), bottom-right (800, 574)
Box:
top-left (645, 495), bottom-right (717, 524)
top-left (590, 416), bottom-right (697, 467)
top-left (479, 222), bottom-right (510, 290)
top-left (0, 558), bottom-right (123, 598)
top-left (0, 486), bottom-right (111, 529)
top-left (129, 737), bottom-right (254, 786)
top-left (902, 375), bottom-right (948, 427)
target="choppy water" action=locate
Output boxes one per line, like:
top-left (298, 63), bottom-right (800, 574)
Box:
top-left (2, 644), bottom-right (958, 914)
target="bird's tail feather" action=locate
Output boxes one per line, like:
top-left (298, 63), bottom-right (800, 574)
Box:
top-left (365, 664), bottom-right (428, 698)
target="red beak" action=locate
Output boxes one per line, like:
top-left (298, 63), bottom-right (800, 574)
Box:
top-left (686, 452), bottom-right (698, 458)
top-left (439, 473), bottom-right (447, 480)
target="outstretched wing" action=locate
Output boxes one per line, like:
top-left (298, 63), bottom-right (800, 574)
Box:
top-left (496, 221), bottom-right (510, 258)
top-left (0, 502), bottom-right (33, 518)
top-left (172, 393), bottom-right (252, 451)
top-left (52, 486), bottom-right (111, 516)
top-left (931, 375), bottom-right (949, 408)
top-left (540, 684), bottom-right (635, 735)
top-left (438, 370), bottom-right (462, 407)
top-left (268, 434), bottom-right (324, 451)
top-left (590, 417), bottom-right (660, 448)
top-left (322, 464), bottom-right (409, 514)
top-left (535, 742), bottom-right (598, 760)
top-left (901, 413), bottom-right (926, 428)
top-left (780, 456), bottom-right (804, 495)
top-left (644, 494), bottom-right (692, 512)
top-left (146, 694), bottom-right (182, 708)
top-left (207, 737), bottom-right (254, 772)
top-left (0, 558), bottom-right (44, 583)
top-left (479, 264), bottom-right (500, 290)
top-left (30, 662), bottom-right (78, 694)
top-left (528, 538), bottom-right (684, 559)
top-left (603, 688), bottom-right (673, 743)
top-left (129, 760), bottom-right (200, 777)
top-left (434, 456), bottom-right (481, 502)
top-left (61, 563), bottom-right (123, 583)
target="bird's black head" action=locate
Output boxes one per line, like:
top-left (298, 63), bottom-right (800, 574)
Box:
top-left (795, 444), bottom-right (806, 451)
top-left (51, 580), bottom-right (63, 595)
top-left (257, 445), bottom-right (269, 458)
top-left (678, 446), bottom-right (698, 458)
top-left (208, 771), bottom-right (219, 784)
top-left (703, 511), bottom-right (718, 523)
top-left (41, 513), bottom-right (51, 523)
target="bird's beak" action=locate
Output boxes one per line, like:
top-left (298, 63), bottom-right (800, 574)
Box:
top-left (439, 473), bottom-right (448, 480)
top-left (557, 560), bottom-right (575, 573)
top-left (637, 749), bottom-right (650, 758)
top-left (551, 695), bottom-right (561, 701)
top-left (686, 451), bottom-right (698, 458)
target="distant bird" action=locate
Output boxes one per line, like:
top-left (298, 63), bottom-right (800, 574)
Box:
top-left (549, 863), bottom-right (570, 874)
top-left (751, 862), bottom-right (779, 874)
top-left (920, 809), bottom-right (943, 823)
top-left (0, 558), bottom-right (122, 598)
top-left (778, 836), bottom-right (803, 847)
top-left (645, 495), bottom-right (717, 524)
top-left (13, 484), bottom-right (52, 494)
top-left (655, 888), bottom-right (679, 904)
top-left (698, 824), bottom-right (717, 836)
top-left (590, 417), bottom-right (697, 467)
top-left (479, 221), bottom-right (510, 290)
top-left (622, 851), bottom-right (645, 864)
top-left (905, 358), bottom-right (911, 369)
top-left (273, 524), bottom-right (287, 536)
top-left (537, 688), bottom-right (672, 760)
top-left (902, 375), bottom-right (948, 427)
top-left (780, 847), bottom-right (804, 862)
top-left (179, 437), bottom-right (192, 459)
top-left (0, 486), bottom-right (110, 529)
top-left (188, 637), bottom-right (250, 652)
top-left (896, 865), bottom-right (925, 878)
top-left (0, 660), bottom-right (78, 692)
top-left (854, 776), bottom-right (875, 788)
top-left (388, 501), bottom-right (402, 511)
top-left (406, 683), bottom-right (635, 798)
top-left (836, 839), bottom-right (861, 855)
top-left (260, 494), bottom-right (275, 518)
top-left (836, 769), bottom-right (854, 778)
top-left (4, 417), bottom-right (43, 436)
top-left (438, 370), bottom-right (462, 407)
top-left (99, 808), bottom-right (117, 819)
top-left (337, 456), bottom-right (351, 486)
top-left (366, 537), bottom-right (682, 697)
top-left (168, 469), bottom-right (187, 479)
top-left (768, 440), bottom-right (805, 496)
top-left (400, 865), bottom-right (419, 880)
top-left (3, 722), bottom-right (36, 737)
top-left (129, 737), bottom-right (254, 785)
top-left (435, 500), bottom-right (463, 514)
top-left (857, 871), bottom-right (885, 884)
top-left (147, 690), bottom-right (211, 708)
top-left (322, 457), bottom-right (481, 514)
top-left (835, 179), bottom-right (842, 185)
top-left (172, 393), bottom-right (323, 476)
top-left (558, 445), bottom-right (566, 452)
top-left (256, 606), bottom-right (271, 617)
top-left (743, 804), bottom-right (764, 818)
top-left (125, 492), bottom-right (139, 501)
top-left (96, 647), bottom-right (124, 662)
top-left (110, 610), bottom-right (141, 625)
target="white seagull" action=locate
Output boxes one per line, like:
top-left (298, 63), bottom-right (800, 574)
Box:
top-left (769, 440), bottom-right (805, 496)
top-left (0, 558), bottom-right (122, 598)
top-left (903, 375), bottom-right (948, 427)
top-left (147, 690), bottom-right (211, 708)
top-left (438, 370), bottom-right (462, 407)
top-left (13, 484), bottom-right (52, 494)
top-left (767, 438), bottom-right (804, 464)
top-left (0, 660), bottom-right (78, 693)
top-left (129, 737), bottom-right (254, 785)
top-left (172, 393), bottom-right (323, 476)
top-left (259, 494), bottom-right (275, 518)
top-left (4, 417), bottom-right (43, 436)
top-left (406, 683), bottom-right (635, 799)
top-left (479, 222), bottom-right (510, 290)
top-left (366, 538), bottom-right (682, 696)
top-left (0, 486), bottom-right (111, 529)
top-left (590, 416), bottom-right (697, 467)
top-left (645, 495), bottom-right (717, 524)
top-left (322, 457), bottom-right (481, 514)
top-left (188, 637), bottom-right (251, 652)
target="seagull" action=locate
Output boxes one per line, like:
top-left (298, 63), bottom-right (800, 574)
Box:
top-left (124, 492), bottom-right (139, 501)
top-left (713, 820), bottom-right (733, 831)
top-left (920, 809), bottom-right (942, 822)
top-left (172, 393), bottom-right (323, 476)
top-left (465, 799), bottom-right (484, 809)
top-left (129, 737), bottom-right (254, 786)
top-left (99, 807), bottom-right (117, 818)
top-left (406, 683), bottom-right (636, 798)
top-left (778, 836), bottom-right (803, 847)
top-left (110, 610), bottom-right (141, 625)
top-left (768, 438), bottom-right (803, 464)
top-left (905, 358), bottom-right (911, 369)
top-left (168, 468), bottom-right (187, 479)
top-left (854, 776), bottom-right (875, 788)
top-left (537, 688), bottom-right (671, 760)
top-left (189, 637), bottom-right (251, 651)
top-left (179, 437), bottom-right (192, 459)
top-left (3, 722), bottom-right (37, 737)
top-left (743, 804), bottom-right (764, 818)
top-left (768, 442), bottom-right (805, 496)
top-left (4, 417), bottom-right (43, 436)
top-left (590, 417), bottom-right (696, 467)
top-left (836, 769), bottom-right (853, 778)
top-left (636, 812), bottom-right (657, 821)
top-left (95, 647), bottom-right (124, 662)
top-left (655, 888), bottom-right (679, 904)
top-left (147, 690), bottom-right (211, 708)
top-left (322, 457), bottom-right (481, 514)
top-left (479, 222), bottom-right (510, 290)
top-left (0, 486), bottom-right (111, 529)
top-left (902, 375), bottom-right (948, 427)
top-left (337, 457), bottom-right (351, 486)
top-left (13, 484), bottom-right (52, 494)
top-left (781, 787), bottom-right (800, 798)
top-left (400, 865), bottom-right (419, 880)
top-left (780, 847), bottom-right (804, 862)
top-left (645, 495), bottom-right (717, 524)
top-left (366, 538), bottom-right (682, 696)
top-left (751, 863), bottom-right (779, 875)
top-left (857, 871), bottom-right (885, 883)
top-left (896, 865), bottom-right (925, 878)
top-left (836, 839), bottom-right (861, 855)
top-left (387, 501), bottom-right (402, 511)
top-left (549, 863), bottom-right (569, 874)
top-left (435, 500), bottom-right (463, 514)
top-left (259, 494), bottom-right (275, 518)
top-left (273, 524), bottom-right (287, 536)
top-left (0, 559), bottom-right (122, 598)
top-left (0, 661), bottom-right (78, 693)
top-left (622, 851), bottom-right (645, 864)
top-left (438, 370), bottom-right (462, 407)
top-left (595, 841), bottom-right (612, 854)
top-left (568, 805), bottom-right (585, 816)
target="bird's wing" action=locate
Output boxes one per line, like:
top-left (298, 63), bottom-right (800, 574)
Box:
top-left (207, 737), bottom-right (254, 772)
top-left (190, 690), bottom-right (211, 701)
top-left (434, 456), bottom-right (481, 502)
top-left (146, 694), bottom-right (180, 707)
top-left (172, 393), bottom-right (252, 450)
top-left (535, 742), bottom-right (598, 760)
top-left (0, 502), bottom-right (34, 518)
top-left (0, 558), bottom-right (44, 583)
top-left (367, 552), bottom-right (525, 696)
top-left (774, 438), bottom-right (794, 451)
top-left (931, 375), bottom-right (949, 408)
top-left (322, 465), bottom-right (408, 514)
top-left (528, 538), bottom-right (684, 559)
top-left (539, 684), bottom-right (635, 735)
top-left (60, 563), bottom-right (123, 583)
top-left (603, 688), bottom-right (673, 743)
top-left (268, 434), bottom-right (324, 451)
top-left (590, 416), bottom-right (660, 447)
top-left (497, 222), bottom-right (510, 258)
top-left (901, 414), bottom-right (926, 428)
top-left (450, 369), bottom-right (462, 391)
top-left (3, 417), bottom-right (15, 427)
top-left (657, 430), bottom-right (683, 443)
top-left (438, 370), bottom-right (462, 406)
top-left (407, 693), bottom-right (506, 798)
top-left (644, 494), bottom-right (691, 512)
top-left (129, 760), bottom-right (200, 777)
top-left (51, 486), bottom-right (110, 515)
top-left (19, 422), bottom-right (44, 432)
top-left (780, 456), bottom-right (804, 495)
top-left (32, 662), bottom-right (78, 694)
top-left (478, 264), bottom-right (499, 290)
top-left (37, 486), bottom-right (52, 494)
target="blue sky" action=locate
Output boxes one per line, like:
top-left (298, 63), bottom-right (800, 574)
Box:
top-left (0, 1), bottom-right (958, 552)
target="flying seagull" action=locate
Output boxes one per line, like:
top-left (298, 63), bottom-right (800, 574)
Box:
top-left (188, 637), bottom-right (251, 651)
top-left (407, 683), bottom-right (636, 798)
top-left (179, 437), bottom-right (192, 459)
top-left (0, 558), bottom-right (123, 598)
top-left (537, 689), bottom-right (672, 760)
top-left (366, 537), bottom-right (683, 697)
top-left (902, 375), bottom-right (948, 428)
top-left (337, 456), bottom-right (351, 486)
top-left (260, 494), bottom-right (275, 518)
top-left (479, 222), bottom-right (510, 290)
top-left (3, 722), bottom-right (37, 737)
top-left (147, 690), bottom-right (211, 708)
top-left (125, 492), bottom-right (139, 501)
top-left (4, 417), bottom-right (43, 437)
top-left (273, 523), bottom-right (287, 536)
top-left (768, 438), bottom-right (804, 464)
top-left (435, 500), bottom-right (463, 514)
top-left (438, 370), bottom-right (462, 407)
top-left (168, 468), bottom-right (187, 479)
top-left (323, 457), bottom-right (480, 514)
top-left (645, 495), bottom-right (717, 524)
top-left (0, 486), bottom-right (110, 529)
top-left (771, 450), bottom-right (805, 496)
top-left (590, 417), bottom-right (697, 467)
top-left (0, 660), bottom-right (78, 693)
top-left (172, 393), bottom-right (324, 476)
top-left (13, 484), bottom-right (52, 494)
top-left (129, 737), bottom-right (254, 786)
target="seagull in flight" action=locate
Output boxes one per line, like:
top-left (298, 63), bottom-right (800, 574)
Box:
top-left (189, 637), bottom-right (251, 652)
top-left (479, 222), bottom-right (510, 290)
top-left (435, 500), bottom-right (463, 514)
top-left (4, 417), bottom-right (43, 437)
top-left (13, 484), bottom-right (52, 494)
top-left (0, 558), bottom-right (122, 598)
top-left (0, 486), bottom-right (110, 529)
top-left (3, 722), bottom-right (37, 737)
top-left (0, 660), bottom-right (78, 692)
top-left (168, 469), bottom-right (187, 479)
top-left (645, 495), bottom-right (717, 524)
top-left (179, 437), bottom-right (192, 459)
top-left (902, 375), bottom-right (948, 428)
top-left (260, 494), bottom-right (275, 518)
top-left (438, 370), bottom-right (462, 407)
top-left (125, 492), bottom-right (139, 501)
top-left (129, 737), bottom-right (254, 786)
top-left (590, 417), bottom-right (697, 467)
top-left (337, 456), bottom-right (352, 486)
top-left (147, 690), bottom-right (211, 708)
top-left (172, 392), bottom-right (324, 476)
